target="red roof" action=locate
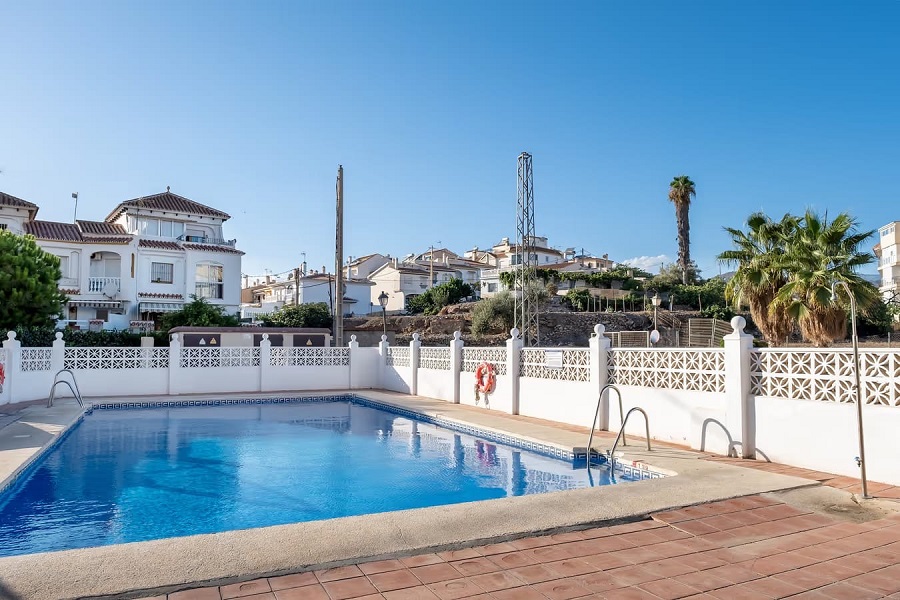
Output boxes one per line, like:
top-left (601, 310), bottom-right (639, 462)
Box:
top-left (105, 190), bottom-right (231, 222)
top-left (24, 221), bottom-right (83, 242)
top-left (139, 239), bottom-right (183, 251)
top-left (182, 243), bottom-right (244, 255)
top-left (77, 220), bottom-right (127, 236)
top-left (0, 191), bottom-right (39, 212)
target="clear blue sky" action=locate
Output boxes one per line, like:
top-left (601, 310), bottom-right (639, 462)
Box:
top-left (2, 1), bottom-right (898, 280)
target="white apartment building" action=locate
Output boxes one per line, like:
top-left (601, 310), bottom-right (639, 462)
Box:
top-left (876, 221), bottom-right (900, 301)
top-left (240, 274), bottom-right (374, 321)
top-left (0, 189), bottom-right (243, 330)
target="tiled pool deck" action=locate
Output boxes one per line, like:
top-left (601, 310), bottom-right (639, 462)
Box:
top-left (143, 493), bottom-right (900, 600)
top-left (2, 392), bottom-right (899, 599)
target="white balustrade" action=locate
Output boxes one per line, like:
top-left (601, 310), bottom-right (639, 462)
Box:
top-left (87, 277), bottom-right (121, 294)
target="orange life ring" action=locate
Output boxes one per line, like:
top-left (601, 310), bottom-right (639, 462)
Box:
top-left (475, 362), bottom-right (496, 394)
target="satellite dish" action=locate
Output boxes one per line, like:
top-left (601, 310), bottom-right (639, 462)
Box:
top-left (650, 330), bottom-right (660, 345)
top-left (101, 282), bottom-right (118, 298)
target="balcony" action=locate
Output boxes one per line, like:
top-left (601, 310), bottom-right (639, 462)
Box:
top-left (178, 235), bottom-right (237, 247)
top-left (88, 277), bottom-right (121, 294)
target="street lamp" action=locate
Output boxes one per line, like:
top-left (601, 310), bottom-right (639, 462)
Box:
top-left (831, 280), bottom-right (870, 499)
top-left (378, 291), bottom-right (389, 337)
top-left (651, 294), bottom-right (661, 330)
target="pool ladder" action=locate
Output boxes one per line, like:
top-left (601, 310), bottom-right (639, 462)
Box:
top-left (48, 369), bottom-right (85, 409)
top-left (586, 384), bottom-right (651, 468)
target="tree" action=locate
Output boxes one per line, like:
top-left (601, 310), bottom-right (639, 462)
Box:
top-left (258, 303), bottom-right (332, 328)
top-left (159, 295), bottom-right (240, 330)
top-left (471, 291), bottom-right (515, 336)
top-left (718, 212), bottom-right (797, 346)
top-left (407, 279), bottom-right (474, 315)
top-left (668, 175), bottom-right (696, 284)
top-left (0, 231), bottom-right (67, 331)
top-left (773, 210), bottom-right (880, 347)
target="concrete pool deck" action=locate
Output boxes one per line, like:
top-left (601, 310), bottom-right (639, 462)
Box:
top-left (0, 390), bottom-right (862, 599)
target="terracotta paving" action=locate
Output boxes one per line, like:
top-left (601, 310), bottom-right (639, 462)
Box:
top-left (151, 494), bottom-right (900, 599)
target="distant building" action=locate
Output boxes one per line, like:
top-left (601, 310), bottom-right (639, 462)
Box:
top-left (876, 223), bottom-right (900, 301)
top-left (0, 189), bottom-right (243, 330)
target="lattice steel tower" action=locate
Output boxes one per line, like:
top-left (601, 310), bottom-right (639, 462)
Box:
top-left (515, 152), bottom-right (539, 346)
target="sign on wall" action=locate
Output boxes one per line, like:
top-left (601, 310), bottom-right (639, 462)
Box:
top-left (182, 334), bottom-right (222, 347)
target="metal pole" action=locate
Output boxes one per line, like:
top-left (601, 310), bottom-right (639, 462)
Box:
top-left (72, 192), bottom-right (78, 223)
top-left (334, 166), bottom-right (344, 346)
top-left (381, 306), bottom-right (387, 337)
top-left (848, 289), bottom-right (869, 499)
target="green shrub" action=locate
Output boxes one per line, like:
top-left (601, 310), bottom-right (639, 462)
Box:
top-left (472, 292), bottom-right (515, 336)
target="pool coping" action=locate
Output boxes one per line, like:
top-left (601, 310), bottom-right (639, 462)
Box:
top-left (0, 390), bottom-right (820, 600)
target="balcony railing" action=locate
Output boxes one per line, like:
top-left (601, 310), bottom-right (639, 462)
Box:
top-left (178, 235), bottom-right (237, 247)
top-left (87, 277), bottom-right (121, 294)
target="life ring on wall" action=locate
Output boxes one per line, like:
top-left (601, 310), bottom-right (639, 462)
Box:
top-left (475, 362), bottom-right (496, 395)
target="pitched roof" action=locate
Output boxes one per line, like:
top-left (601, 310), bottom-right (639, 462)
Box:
top-left (0, 191), bottom-right (39, 212)
top-left (24, 221), bottom-right (83, 242)
top-left (77, 220), bottom-right (127, 236)
top-left (182, 242), bottom-right (244, 255)
top-left (139, 239), bottom-right (183, 251)
top-left (105, 189), bottom-right (230, 222)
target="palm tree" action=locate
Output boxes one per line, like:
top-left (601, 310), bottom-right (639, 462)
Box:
top-left (774, 210), bottom-right (880, 347)
top-left (668, 176), bottom-right (696, 284)
top-left (718, 212), bottom-right (797, 346)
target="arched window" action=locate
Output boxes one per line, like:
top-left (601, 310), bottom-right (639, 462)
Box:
top-left (195, 262), bottom-right (224, 299)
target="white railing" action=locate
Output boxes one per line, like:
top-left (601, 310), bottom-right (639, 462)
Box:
top-left (461, 347), bottom-right (507, 375)
top-left (609, 348), bottom-right (726, 393)
top-left (520, 348), bottom-right (589, 381)
top-left (386, 346), bottom-right (411, 368)
top-left (180, 347), bottom-right (260, 368)
top-left (419, 347), bottom-right (451, 371)
top-left (87, 277), bottom-right (121, 293)
top-left (751, 348), bottom-right (900, 406)
top-left (64, 347), bottom-right (169, 370)
top-left (20, 348), bottom-right (53, 372)
top-left (270, 347), bottom-right (350, 367)
top-left (603, 331), bottom-right (650, 348)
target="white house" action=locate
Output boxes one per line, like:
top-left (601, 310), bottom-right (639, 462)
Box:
top-left (0, 188), bottom-right (243, 330)
top-left (343, 253), bottom-right (391, 280)
top-left (368, 260), bottom-right (460, 312)
top-left (240, 273), bottom-right (374, 321)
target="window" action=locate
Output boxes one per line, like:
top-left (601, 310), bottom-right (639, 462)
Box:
top-left (195, 263), bottom-right (223, 299)
top-left (0, 223), bottom-right (7, 230)
top-left (487, 283), bottom-right (498, 292)
top-left (57, 255), bottom-right (69, 277)
top-left (151, 262), bottom-right (174, 284)
top-left (159, 220), bottom-right (173, 238)
top-left (95, 309), bottom-right (109, 321)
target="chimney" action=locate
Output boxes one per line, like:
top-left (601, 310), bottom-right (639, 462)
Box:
top-left (393, 257), bottom-right (399, 267)
top-left (243, 275), bottom-right (249, 288)
top-left (322, 265), bottom-right (327, 274)
top-left (265, 275), bottom-right (271, 284)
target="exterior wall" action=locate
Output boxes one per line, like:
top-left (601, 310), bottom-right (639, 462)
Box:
top-left (0, 207), bottom-right (29, 235)
top-left (184, 249), bottom-right (242, 313)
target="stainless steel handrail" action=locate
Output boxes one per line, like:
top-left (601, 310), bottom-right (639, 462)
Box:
top-left (586, 384), bottom-right (625, 467)
top-left (608, 407), bottom-right (651, 469)
top-left (48, 369), bottom-right (85, 408)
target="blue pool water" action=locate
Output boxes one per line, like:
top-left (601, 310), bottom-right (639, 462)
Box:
top-left (0, 398), bottom-right (630, 556)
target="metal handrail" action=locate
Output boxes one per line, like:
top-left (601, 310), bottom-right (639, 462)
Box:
top-left (586, 384), bottom-right (625, 467)
top-left (48, 369), bottom-right (85, 408)
top-left (608, 407), bottom-right (651, 469)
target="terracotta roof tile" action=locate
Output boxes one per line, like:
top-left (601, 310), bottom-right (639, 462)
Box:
top-left (106, 190), bottom-right (230, 221)
top-left (0, 191), bottom-right (39, 211)
top-left (24, 221), bottom-right (83, 241)
top-left (139, 239), bottom-right (183, 251)
top-left (182, 242), bottom-right (244, 255)
top-left (138, 292), bottom-right (184, 299)
top-left (77, 220), bottom-right (128, 236)
top-left (85, 236), bottom-right (132, 245)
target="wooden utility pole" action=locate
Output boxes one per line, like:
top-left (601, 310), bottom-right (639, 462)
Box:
top-left (293, 268), bottom-right (300, 305)
top-left (333, 166), bottom-right (344, 347)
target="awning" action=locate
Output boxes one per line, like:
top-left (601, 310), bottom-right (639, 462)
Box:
top-left (139, 302), bottom-right (184, 313)
top-left (68, 300), bottom-right (123, 308)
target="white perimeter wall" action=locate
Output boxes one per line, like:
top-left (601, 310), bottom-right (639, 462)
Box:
top-left (417, 369), bottom-right (454, 403)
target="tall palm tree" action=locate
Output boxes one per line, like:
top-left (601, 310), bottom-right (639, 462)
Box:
top-left (718, 212), bottom-right (797, 346)
top-left (668, 176), bottom-right (696, 284)
top-left (774, 210), bottom-right (880, 347)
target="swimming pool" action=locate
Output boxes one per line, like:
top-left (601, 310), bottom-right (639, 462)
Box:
top-left (0, 396), bottom-right (633, 557)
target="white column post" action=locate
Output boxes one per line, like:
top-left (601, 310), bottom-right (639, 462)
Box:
top-left (2, 332), bottom-right (21, 404)
top-left (589, 323), bottom-right (612, 430)
top-left (507, 328), bottom-right (523, 415)
top-left (348, 334), bottom-right (360, 389)
top-left (378, 334), bottom-right (389, 390)
top-left (258, 333), bottom-right (271, 392)
top-left (723, 316), bottom-right (755, 459)
top-left (168, 333), bottom-right (181, 395)
top-left (450, 331), bottom-right (463, 404)
top-left (51, 332), bottom-right (65, 374)
top-left (410, 333), bottom-right (421, 396)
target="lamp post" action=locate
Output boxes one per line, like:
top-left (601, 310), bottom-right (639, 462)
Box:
top-left (831, 280), bottom-right (869, 499)
top-left (651, 294), bottom-right (661, 330)
top-left (378, 291), bottom-right (389, 337)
